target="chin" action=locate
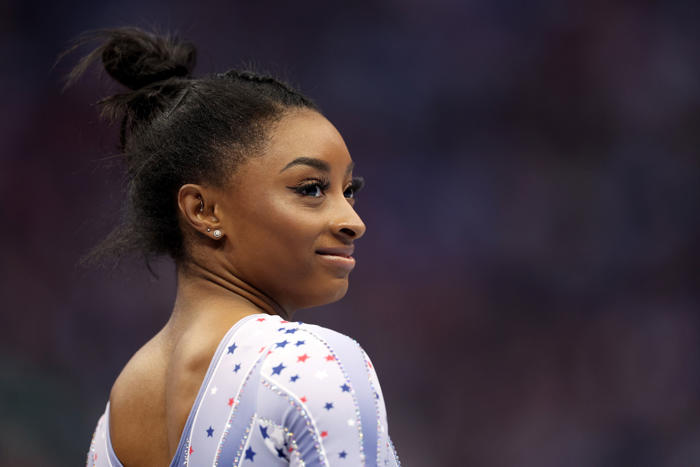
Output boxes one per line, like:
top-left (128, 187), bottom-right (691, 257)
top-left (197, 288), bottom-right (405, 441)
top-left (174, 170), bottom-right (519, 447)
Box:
top-left (294, 278), bottom-right (350, 310)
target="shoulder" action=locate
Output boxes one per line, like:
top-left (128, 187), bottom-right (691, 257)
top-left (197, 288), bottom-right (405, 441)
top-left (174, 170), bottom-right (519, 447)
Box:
top-left (259, 318), bottom-right (379, 401)
top-left (109, 335), bottom-right (170, 465)
top-left (254, 320), bottom-right (390, 465)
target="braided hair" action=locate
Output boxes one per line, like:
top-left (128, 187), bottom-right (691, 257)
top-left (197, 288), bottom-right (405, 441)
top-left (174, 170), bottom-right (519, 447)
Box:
top-left (61, 27), bottom-right (318, 265)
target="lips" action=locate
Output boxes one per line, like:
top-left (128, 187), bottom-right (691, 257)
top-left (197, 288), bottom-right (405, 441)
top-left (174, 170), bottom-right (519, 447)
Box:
top-left (315, 245), bottom-right (355, 258)
top-left (316, 245), bottom-right (356, 274)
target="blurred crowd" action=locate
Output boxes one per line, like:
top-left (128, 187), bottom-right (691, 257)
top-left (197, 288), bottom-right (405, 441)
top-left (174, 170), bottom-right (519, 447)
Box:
top-left (1, 0), bottom-right (699, 465)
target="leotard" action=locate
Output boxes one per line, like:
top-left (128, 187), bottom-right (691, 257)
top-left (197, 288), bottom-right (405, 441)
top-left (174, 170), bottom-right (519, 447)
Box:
top-left (86, 313), bottom-right (400, 466)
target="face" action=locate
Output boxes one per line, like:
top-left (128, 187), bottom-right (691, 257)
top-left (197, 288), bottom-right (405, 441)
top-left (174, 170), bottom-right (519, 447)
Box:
top-left (215, 109), bottom-right (366, 312)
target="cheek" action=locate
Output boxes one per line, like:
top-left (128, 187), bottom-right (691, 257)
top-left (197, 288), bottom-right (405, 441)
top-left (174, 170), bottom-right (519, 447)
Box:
top-left (225, 189), bottom-right (348, 308)
top-left (232, 195), bottom-right (322, 275)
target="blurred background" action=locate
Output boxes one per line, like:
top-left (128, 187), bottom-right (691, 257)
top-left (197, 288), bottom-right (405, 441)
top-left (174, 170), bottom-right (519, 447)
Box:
top-left (1, 0), bottom-right (700, 465)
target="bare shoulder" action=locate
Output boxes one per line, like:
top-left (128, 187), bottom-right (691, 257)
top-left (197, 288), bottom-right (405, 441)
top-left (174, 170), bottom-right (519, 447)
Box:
top-left (107, 312), bottom-right (264, 466)
top-left (109, 334), bottom-right (170, 466)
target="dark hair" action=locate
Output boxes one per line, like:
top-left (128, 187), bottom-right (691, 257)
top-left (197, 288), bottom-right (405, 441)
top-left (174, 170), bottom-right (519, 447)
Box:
top-left (61, 27), bottom-right (318, 265)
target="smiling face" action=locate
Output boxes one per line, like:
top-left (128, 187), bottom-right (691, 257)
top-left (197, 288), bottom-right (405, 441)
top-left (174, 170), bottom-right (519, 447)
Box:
top-left (214, 109), bottom-right (366, 311)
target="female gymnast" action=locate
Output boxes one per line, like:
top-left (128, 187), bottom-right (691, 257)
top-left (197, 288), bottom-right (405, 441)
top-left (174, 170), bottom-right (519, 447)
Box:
top-left (65, 27), bottom-right (400, 466)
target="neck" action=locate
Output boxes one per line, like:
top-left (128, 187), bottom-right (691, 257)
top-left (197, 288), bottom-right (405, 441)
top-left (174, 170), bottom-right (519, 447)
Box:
top-left (172, 260), bottom-right (290, 323)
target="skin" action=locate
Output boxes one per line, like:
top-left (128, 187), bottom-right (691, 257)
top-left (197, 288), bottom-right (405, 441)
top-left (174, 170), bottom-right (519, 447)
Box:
top-left (108, 109), bottom-right (366, 466)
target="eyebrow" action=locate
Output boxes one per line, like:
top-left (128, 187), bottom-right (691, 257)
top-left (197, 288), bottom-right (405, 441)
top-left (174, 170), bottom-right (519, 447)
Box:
top-left (280, 157), bottom-right (354, 175)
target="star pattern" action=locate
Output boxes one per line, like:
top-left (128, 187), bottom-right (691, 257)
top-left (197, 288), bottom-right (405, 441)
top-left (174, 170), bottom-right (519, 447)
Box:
top-left (227, 343), bottom-right (237, 354)
top-left (297, 353), bottom-right (310, 363)
top-left (272, 362), bottom-right (286, 375)
top-left (206, 426), bottom-right (214, 437)
top-left (233, 363), bottom-right (241, 373)
top-left (244, 446), bottom-right (256, 461)
top-left (290, 374), bottom-right (300, 382)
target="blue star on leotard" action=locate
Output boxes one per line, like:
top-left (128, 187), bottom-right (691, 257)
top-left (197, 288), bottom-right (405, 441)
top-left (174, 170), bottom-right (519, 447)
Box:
top-left (324, 402), bottom-right (334, 410)
top-left (285, 328), bottom-right (298, 334)
top-left (227, 343), bottom-right (237, 354)
top-left (340, 383), bottom-right (351, 392)
top-left (260, 425), bottom-right (269, 439)
top-left (233, 363), bottom-right (241, 373)
top-left (339, 450), bottom-right (347, 458)
top-left (290, 374), bottom-right (300, 382)
top-left (245, 446), bottom-right (256, 461)
top-left (295, 340), bottom-right (305, 346)
top-left (272, 363), bottom-right (286, 375)
top-left (206, 426), bottom-right (214, 437)
top-left (275, 340), bottom-right (289, 348)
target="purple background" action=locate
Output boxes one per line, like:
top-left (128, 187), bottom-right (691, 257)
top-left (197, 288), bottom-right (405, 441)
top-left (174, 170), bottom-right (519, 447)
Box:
top-left (2, 1), bottom-right (700, 465)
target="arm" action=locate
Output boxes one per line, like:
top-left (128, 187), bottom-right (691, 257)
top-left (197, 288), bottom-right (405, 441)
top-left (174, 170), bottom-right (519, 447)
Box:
top-left (261, 323), bottom-right (399, 466)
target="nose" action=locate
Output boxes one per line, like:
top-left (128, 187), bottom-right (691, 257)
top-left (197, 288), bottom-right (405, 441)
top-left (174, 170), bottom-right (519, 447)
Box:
top-left (332, 200), bottom-right (366, 241)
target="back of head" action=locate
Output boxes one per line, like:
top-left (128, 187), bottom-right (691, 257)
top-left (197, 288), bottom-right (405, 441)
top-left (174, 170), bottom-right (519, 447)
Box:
top-left (61, 27), bottom-right (318, 266)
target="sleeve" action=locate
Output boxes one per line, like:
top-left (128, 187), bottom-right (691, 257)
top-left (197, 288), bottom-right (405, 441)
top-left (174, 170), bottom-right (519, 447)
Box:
top-left (259, 323), bottom-right (400, 466)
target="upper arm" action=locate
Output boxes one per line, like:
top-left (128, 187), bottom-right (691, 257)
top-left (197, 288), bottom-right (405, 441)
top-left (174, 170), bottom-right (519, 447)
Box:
top-left (260, 323), bottom-right (395, 466)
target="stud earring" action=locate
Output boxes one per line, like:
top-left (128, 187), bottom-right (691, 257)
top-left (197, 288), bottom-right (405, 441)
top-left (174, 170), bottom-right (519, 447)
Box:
top-left (206, 227), bottom-right (211, 232)
top-left (213, 229), bottom-right (222, 239)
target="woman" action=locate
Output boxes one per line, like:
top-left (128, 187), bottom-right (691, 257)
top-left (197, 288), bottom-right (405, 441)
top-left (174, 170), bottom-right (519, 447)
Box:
top-left (66, 27), bottom-right (400, 466)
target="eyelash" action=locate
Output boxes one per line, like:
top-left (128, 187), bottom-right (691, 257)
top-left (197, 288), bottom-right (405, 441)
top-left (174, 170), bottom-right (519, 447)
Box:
top-left (291, 176), bottom-right (365, 199)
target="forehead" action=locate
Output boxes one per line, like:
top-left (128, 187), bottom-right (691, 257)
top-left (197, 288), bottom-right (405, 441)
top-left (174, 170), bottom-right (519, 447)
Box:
top-left (252, 109), bottom-right (352, 173)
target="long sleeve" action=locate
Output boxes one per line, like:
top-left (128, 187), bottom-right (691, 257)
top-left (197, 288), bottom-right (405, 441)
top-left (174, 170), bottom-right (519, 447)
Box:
top-left (254, 322), bottom-right (400, 466)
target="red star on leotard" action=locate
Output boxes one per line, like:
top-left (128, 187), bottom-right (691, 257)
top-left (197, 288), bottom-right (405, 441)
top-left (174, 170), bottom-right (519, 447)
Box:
top-left (297, 353), bottom-right (310, 362)
top-left (325, 355), bottom-right (335, 361)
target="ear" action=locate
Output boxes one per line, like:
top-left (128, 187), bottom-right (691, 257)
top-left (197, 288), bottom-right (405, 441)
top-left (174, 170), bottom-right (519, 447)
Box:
top-left (177, 184), bottom-right (225, 239)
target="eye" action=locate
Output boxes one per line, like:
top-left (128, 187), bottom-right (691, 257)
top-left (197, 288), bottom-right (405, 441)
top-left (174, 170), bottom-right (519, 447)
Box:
top-left (298, 183), bottom-right (324, 197)
top-left (344, 176), bottom-right (365, 199)
top-left (289, 178), bottom-right (330, 198)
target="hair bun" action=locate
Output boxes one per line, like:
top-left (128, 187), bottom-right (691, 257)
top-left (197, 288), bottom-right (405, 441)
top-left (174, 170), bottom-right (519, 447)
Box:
top-left (99, 27), bottom-right (196, 90)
